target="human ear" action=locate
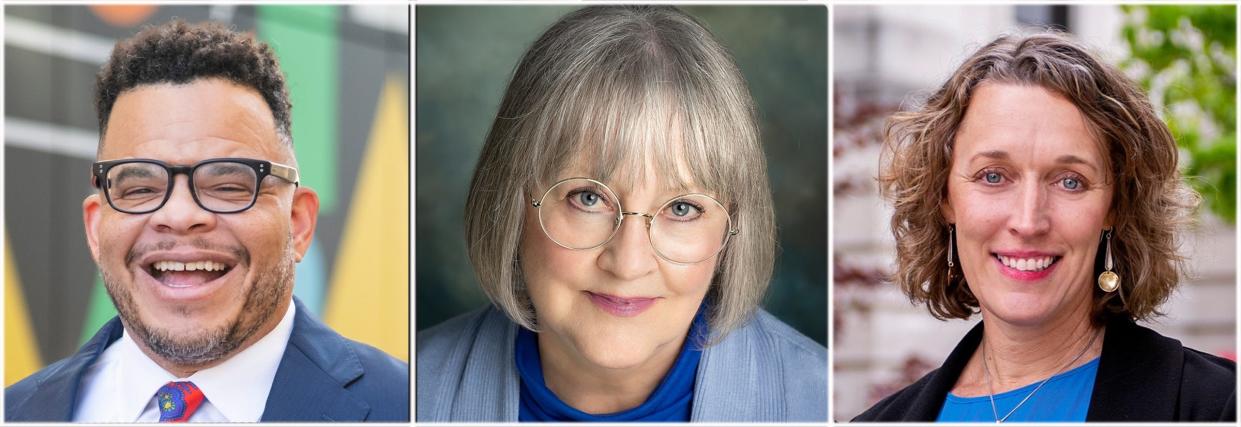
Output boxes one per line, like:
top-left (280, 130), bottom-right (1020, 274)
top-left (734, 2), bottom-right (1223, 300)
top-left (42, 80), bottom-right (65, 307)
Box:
top-left (940, 198), bottom-right (955, 224)
top-left (289, 187), bottom-right (320, 262)
top-left (83, 194), bottom-right (103, 264)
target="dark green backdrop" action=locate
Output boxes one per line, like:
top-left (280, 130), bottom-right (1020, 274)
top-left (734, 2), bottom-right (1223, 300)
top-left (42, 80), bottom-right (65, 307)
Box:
top-left (415, 5), bottom-right (827, 345)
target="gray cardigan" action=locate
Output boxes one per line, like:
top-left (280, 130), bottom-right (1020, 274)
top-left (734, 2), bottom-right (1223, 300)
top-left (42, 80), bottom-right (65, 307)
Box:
top-left (416, 305), bottom-right (827, 422)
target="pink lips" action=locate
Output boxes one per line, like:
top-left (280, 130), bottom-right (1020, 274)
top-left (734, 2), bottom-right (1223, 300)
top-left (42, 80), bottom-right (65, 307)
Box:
top-left (587, 292), bottom-right (658, 317)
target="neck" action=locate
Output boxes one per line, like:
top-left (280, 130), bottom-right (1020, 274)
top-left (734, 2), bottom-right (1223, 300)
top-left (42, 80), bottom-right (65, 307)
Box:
top-left (977, 298), bottom-right (1103, 392)
top-left (536, 330), bottom-right (686, 415)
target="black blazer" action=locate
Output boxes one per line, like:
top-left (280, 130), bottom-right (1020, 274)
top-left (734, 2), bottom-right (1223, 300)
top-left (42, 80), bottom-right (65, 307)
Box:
top-left (854, 316), bottom-right (1236, 422)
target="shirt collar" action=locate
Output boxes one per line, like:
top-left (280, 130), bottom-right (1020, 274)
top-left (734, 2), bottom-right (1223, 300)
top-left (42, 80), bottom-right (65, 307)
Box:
top-left (113, 331), bottom-right (175, 422)
top-left (116, 299), bottom-right (297, 422)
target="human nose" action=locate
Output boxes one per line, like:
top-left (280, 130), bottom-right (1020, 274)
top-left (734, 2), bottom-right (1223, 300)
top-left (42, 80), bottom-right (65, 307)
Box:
top-left (148, 175), bottom-right (215, 234)
top-left (596, 212), bottom-right (658, 280)
top-left (1009, 179), bottom-right (1051, 237)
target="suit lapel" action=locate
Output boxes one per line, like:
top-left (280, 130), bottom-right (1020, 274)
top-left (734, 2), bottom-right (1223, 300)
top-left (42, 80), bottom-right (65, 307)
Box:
top-left (7, 317), bottom-right (124, 421)
top-left (1086, 317), bottom-right (1181, 421)
top-left (904, 321), bottom-right (983, 421)
top-left (260, 299), bottom-right (371, 421)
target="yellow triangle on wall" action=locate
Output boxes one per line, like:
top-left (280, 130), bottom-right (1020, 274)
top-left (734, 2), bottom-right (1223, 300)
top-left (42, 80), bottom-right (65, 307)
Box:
top-left (6, 236), bottom-right (44, 386)
top-left (324, 75), bottom-right (409, 361)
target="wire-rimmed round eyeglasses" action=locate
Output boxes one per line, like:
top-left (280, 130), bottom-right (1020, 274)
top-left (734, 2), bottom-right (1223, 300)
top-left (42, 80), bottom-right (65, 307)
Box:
top-left (530, 177), bottom-right (737, 264)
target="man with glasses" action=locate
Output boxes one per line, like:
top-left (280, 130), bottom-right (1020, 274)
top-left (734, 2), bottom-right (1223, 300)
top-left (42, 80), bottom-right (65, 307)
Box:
top-left (6, 20), bottom-right (408, 422)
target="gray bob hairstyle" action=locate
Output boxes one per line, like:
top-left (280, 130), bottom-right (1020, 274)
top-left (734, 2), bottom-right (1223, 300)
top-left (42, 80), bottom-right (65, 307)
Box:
top-left (464, 5), bottom-right (776, 341)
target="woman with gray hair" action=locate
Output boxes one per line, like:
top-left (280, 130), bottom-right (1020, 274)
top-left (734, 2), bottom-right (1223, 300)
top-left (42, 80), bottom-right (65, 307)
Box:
top-left (416, 5), bottom-right (826, 422)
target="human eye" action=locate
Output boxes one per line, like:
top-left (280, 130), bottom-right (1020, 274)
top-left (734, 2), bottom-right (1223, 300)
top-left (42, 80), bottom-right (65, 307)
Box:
top-left (201, 183), bottom-right (256, 203)
top-left (971, 168), bottom-right (1008, 186)
top-left (1055, 173), bottom-right (1089, 193)
top-left (216, 184), bottom-right (253, 193)
top-left (112, 177), bottom-right (165, 200)
top-left (565, 188), bottom-right (614, 213)
top-left (120, 186), bottom-right (161, 199)
top-left (662, 199), bottom-right (705, 222)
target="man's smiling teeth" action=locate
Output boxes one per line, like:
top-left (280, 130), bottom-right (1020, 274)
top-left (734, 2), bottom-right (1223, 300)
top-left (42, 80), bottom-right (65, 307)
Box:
top-left (997, 255), bottom-right (1055, 272)
top-left (153, 261), bottom-right (227, 272)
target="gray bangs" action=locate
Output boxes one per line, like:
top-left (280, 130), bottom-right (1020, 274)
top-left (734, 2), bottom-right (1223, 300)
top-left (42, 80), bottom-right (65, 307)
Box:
top-left (511, 7), bottom-right (756, 205)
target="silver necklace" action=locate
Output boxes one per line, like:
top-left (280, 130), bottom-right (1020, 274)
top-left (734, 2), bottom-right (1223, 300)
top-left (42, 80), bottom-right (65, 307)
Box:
top-left (981, 328), bottom-right (1101, 423)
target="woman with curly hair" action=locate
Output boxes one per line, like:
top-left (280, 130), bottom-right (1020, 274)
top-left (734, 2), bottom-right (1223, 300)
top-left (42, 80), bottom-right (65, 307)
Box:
top-left (855, 32), bottom-right (1235, 422)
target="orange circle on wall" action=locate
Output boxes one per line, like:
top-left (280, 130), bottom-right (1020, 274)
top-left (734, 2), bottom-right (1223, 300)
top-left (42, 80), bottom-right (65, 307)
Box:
top-left (90, 5), bottom-right (158, 28)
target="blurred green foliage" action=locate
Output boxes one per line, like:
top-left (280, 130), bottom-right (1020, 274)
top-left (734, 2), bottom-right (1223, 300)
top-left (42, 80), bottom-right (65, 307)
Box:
top-left (1121, 5), bottom-right (1237, 222)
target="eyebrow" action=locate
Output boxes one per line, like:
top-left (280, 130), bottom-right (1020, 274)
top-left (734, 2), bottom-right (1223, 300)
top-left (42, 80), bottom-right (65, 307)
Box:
top-left (112, 166), bottom-right (159, 184)
top-left (1054, 154), bottom-right (1099, 173)
top-left (969, 150), bottom-right (1011, 162)
top-left (200, 163), bottom-right (248, 177)
top-left (968, 150), bottom-right (1100, 173)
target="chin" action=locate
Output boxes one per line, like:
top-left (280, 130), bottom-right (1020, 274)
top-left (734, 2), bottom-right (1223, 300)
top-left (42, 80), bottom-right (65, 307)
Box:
top-left (139, 303), bottom-right (230, 334)
top-left (987, 301), bottom-right (1057, 327)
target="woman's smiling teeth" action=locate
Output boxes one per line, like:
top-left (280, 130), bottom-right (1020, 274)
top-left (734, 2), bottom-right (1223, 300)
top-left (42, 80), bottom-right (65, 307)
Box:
top-left (996, 255), bottom-right (1056, 272)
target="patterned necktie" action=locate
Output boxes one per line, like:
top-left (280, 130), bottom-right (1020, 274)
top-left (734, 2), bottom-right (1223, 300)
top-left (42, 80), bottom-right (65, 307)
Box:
top-left (155, 381), bottom-right (206, 422)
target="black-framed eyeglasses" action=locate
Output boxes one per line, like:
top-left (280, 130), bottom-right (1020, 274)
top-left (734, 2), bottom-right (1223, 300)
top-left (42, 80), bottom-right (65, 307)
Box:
top-left (91, 157), bottom-right (299, 214)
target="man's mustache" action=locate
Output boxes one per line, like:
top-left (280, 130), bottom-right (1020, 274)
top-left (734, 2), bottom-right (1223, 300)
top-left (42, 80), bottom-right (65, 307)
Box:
top-left (124, 238), bottom-right (250, 267)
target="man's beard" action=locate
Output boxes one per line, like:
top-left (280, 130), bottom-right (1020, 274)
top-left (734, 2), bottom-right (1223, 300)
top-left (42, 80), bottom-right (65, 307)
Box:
top-left (101, 237), bottom-right (294, 367)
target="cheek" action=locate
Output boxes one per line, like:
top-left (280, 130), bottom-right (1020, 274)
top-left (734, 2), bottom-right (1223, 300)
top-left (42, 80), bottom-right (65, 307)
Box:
top-left (220, 211), bottom-right (288, 260)
top-left (519, 222), bottom-right (594, 286)
top-left (947, 181), bottom-right (987, 234)
top-left (660, 261), bottom-right (716, 297)
top-left (949, 195), bottom-right (1006, 247)
top-left (1049, 197), bottom-right (1110, 252)
top-left (99, 215), bottom-right (144, 263)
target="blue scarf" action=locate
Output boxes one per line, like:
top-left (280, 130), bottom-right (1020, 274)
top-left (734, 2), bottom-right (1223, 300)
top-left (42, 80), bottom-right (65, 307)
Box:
top-left (515, 307), bottom-right (708, 422)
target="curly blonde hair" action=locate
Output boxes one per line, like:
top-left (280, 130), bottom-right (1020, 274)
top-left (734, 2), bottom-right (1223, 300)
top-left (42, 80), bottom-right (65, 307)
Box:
top-left (879, 32), bottom-right (1200, 322)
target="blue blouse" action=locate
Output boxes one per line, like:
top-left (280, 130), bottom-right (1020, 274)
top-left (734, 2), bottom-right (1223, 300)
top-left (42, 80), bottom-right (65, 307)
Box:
top-left (515, 308), bottom-right (708, 422)
top-left (936, 357), bottom-right (1100, 422)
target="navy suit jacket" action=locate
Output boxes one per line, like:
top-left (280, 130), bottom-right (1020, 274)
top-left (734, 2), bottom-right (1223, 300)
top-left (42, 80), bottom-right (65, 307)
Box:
top-left (5, 298), bottom-right (409, 422)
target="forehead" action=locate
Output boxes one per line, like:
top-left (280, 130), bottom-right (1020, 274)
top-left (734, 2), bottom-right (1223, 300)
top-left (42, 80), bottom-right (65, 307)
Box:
top-left (101, 78), bottom-right (287, 164)
top-left (554, 134), bottom-right (701, 192)
top-left (954, 83), bottom-right (1104, 165)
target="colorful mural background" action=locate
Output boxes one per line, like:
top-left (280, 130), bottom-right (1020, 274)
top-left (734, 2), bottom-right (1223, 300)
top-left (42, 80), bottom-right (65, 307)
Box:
top-left (4, 4), bottom-right (410, 385)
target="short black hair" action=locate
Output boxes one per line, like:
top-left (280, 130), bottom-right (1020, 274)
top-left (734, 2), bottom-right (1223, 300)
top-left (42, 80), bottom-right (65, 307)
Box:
top-left (95, 20), bottom-right (292, 145)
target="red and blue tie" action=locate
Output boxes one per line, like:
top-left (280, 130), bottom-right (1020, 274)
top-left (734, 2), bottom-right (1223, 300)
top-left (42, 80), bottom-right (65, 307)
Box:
top-left (155, 381), bottom-right (205, 422)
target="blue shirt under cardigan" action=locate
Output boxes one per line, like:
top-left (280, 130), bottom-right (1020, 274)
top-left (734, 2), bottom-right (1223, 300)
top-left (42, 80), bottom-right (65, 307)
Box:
top-left (515, 308), bottom-right (707, 421)
top-left (416, 306), bottom-right (827, 422)
top-left (936, 357), bottom-right (1099, 422)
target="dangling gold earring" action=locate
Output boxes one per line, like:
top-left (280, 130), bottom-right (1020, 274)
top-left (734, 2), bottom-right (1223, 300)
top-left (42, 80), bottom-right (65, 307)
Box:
top-left (946, 224), bottom-right (955, 283)
top-left (1098, 229), bottom-right (1120, 293)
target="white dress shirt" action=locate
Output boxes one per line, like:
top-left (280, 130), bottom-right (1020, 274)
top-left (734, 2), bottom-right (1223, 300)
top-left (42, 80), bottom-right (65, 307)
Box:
top-left (73, 301), bottom-right (296, 422)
